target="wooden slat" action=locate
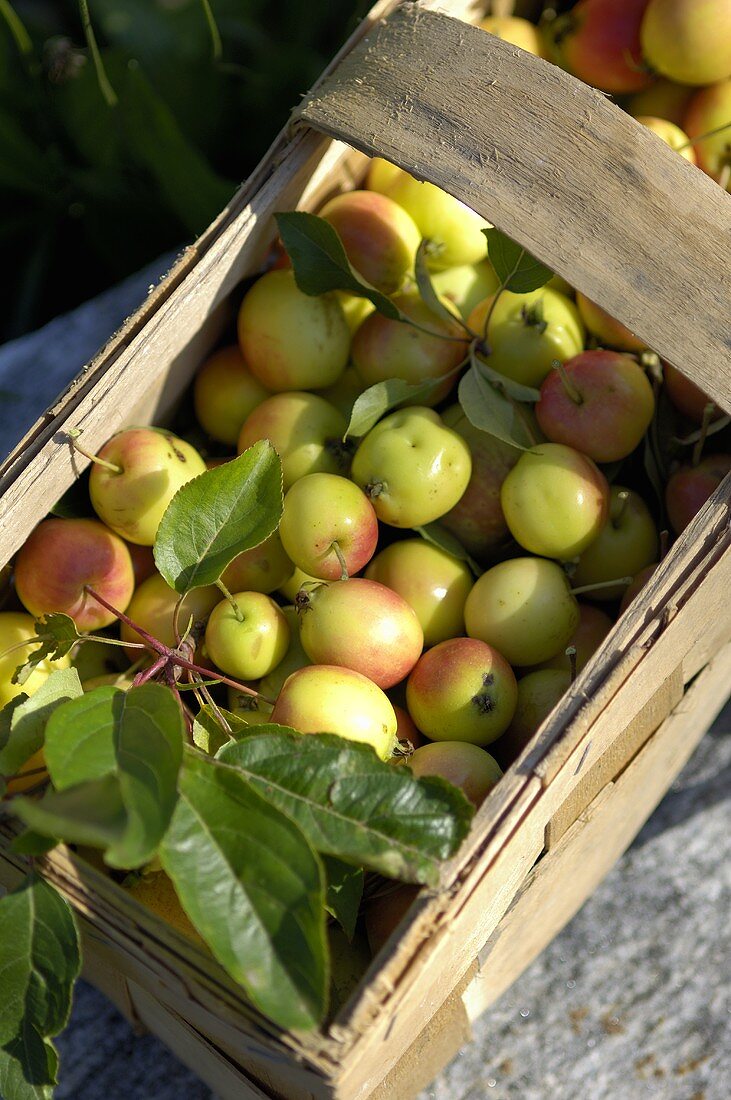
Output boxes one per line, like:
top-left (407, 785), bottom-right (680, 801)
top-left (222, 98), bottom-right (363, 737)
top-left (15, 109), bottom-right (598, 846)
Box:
top-left (297, 5), bottom-right (731, 410)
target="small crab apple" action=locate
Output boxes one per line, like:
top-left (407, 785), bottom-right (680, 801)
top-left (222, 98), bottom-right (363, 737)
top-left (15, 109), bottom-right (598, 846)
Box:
top-left (88, 428), bottom-right (207, 545)
top-left (572, 486), bottom-right (659, 600)
top-left (335, 295), bottom-right (374, 336)
top-left (464, 557), bottom-right (580, 667)
top-left (278, 473), bottom-right (379, 580)
top-left (270, 664), bottom-right (398, 761)
top-left (550, 0), bottom-right (653, 94)
top-left (635, 115), bottom-right (697, 162)
top-left (351, 407), bottom-right (472, 528)
top-left (406, 637), bottom-right (517, 746)
top-left (430, 260), bottom-right (500, 320)
top-left (409, 741), bottom-right (503, 807)
top-left (628, 78), bottom-right (694, 125)
top-left (501, 443), bottom-right (610, 559)
top-left (298, 578), bottom-right (423, 689)
top-left (193, 345), bottom-right (270, 445)
top-left (385, 170), bottom-right (491, 269)
top-left (665, 454), bottom-right (731, 534)
top-left (221, 531), bottom-right (294, 595)
top-left (365, 157), bottom-right (402, 194)
top-left (575, 293), bottom-right (647, 353)
top-left (318, 190), bottom-right (421, 295)
top-left (365, 538), bottom-right (473, 648)
top-left (258, 607), bottom-right (310, 698)
top-left (478, 15), bottom-right (548, 58)
top-left (663, 362), bottom-right (721, 422)
top-left (119, 572), bottom-right (220, 650)
top-left (684, 79), bottom-right (731, 189)
top-left (204, 592), bottom-right (290, 681)
top-left (641, 0), bottom-right (731, 86)
top-left (227, 691), bottom-right (275, 726)
top-left (536, 602), bottom-right (614, 673)
top-left (495, 669), bottom-right (572, 765)
top-left (320, 363), bottom-right (366, 418)
top-left (536, 351), bottom-right (655, 463)
top-left (237, 269), bottom-right (350, 392)
top-left (237, 391), bottom-right (349, 491)
top-left (0, 611), bottom-right (72, 711)
top-left (14, 518), bottom-right (135, 631)
top-left (278, 565), bottom-right (321, 603)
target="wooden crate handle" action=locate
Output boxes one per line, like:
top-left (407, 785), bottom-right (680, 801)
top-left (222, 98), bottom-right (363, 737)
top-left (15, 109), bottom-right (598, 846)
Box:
top-left (296, 3), bottom-right (731, 410)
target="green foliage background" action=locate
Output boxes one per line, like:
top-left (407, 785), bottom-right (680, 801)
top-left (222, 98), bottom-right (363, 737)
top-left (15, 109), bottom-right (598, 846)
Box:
top-left (0, 0), bottom-right (366, 343)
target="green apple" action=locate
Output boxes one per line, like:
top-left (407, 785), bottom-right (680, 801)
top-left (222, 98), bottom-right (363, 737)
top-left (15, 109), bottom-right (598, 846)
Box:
top-left (641, 0), bottom-right (731, 86)
top-left (430, 260), bottom-right (500, 320)
top-left (278, 473), bottom-right (379, 580)
top-left (237, 391), bottom-right (349, 490)
top-left (221, 531), bottom-right (294, 596)
top-left (385, 170), bottom-right (491, 269)
top-left (365, 157), bottom-right (403, 194)
top-left (0, 611), bottom-right (72, 711)
top-left (497, 669), bottom-right (571, 763)
top-left (257, 607), bottom-right (310, 698)
top-left (635, 115), bottom-right (697, 162)
top-left (320, 364), bottom-right (367, 419)
top-left (204, 592), bottom-right (290, 681)
top-left (627, 77), bottom-right (694, 125)
top-left (535, 602), bottom-right (614, 673)
top-left (684, 78), bottom-right (731, 189)
top-left (572, 486), bottom-right (658, 600)
top-left (193, 345), bottom-right (270, 446)
top-left (478, 14), bottom-right (548, 57)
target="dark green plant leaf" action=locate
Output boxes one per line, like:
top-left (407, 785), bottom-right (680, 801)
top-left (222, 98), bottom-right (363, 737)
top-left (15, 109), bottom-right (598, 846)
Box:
top-left (0, 873), bottom-right (80, 1090)
top-left (191, 704), bottom-right (253, 756)
top-left (458, 363), bottom-right (532, 452)
top-left (323, 855), bottom-right (363, 942)
top-left (0, 668), bottom-right (82, 779)
top-left (160, 752), bottom-right (327, 1030)
top-left (154, 442), bottom-right (283, 593)
top-left (13, 775), bottom-right (128, 852)
top-left (474, 355), bottom-right (541, 404)
top-left (217, 729), bottom-right (473, 884)
top-left (415, 524), bottom-right (483, 577)
top-left (414, 239), bottom-right (472, 333)
top-left (345, 373), bottom-right (458, 440)
top-left (12, 616), bottom-right (81, 687)
top-left (275, 211), bottom-right (402, 319)
top-left (483, 228), bottom-right (553, 294)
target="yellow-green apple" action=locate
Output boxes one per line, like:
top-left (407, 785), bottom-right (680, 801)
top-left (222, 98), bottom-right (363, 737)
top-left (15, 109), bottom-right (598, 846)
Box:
top-left (536, 350), bottom-right (655, 462)
top-left (351, 291), bottom-right (467, 403)
top-left (204, 592), bottom-right (290, 681)
top-left (298, 578), bottom-right (423, 688)
top-left (430, 260), bottom-right (500, 320)
top-left (318, 190), bottom-right (421, 294)
top-left (221, 531), bottom-right (294, 596)
top-left (14, 518), bottom-right (135, 631)
top-left (278, 565), bottom-right (321, 603)
top-left (237, 270), bottom-right (350, 392)
top-left (193, 345), bottom-right (270, 445)
top-left (665, 454), bottom-right (731, 533)
top-left (270, 664), bottom-right (398, 760)
top-left (335, 293), bottom-right (374, 335)
top-left (365, 157), bottom-right (403, 194)
top-left (278, 473), bottom-right (379, 580)
top-left (464, 557), bottom-right (580, 666)
top-left (684, 79), bottom-right (731, 188)
top-left (619, 563), bottom-right (659, 614)
top-left (320, 364), bottom-right (366, 419)
top-left (384, 171), bottom-right (491, 269)
top-left (575, 293), bottom-right (647, 352)
top-left (124, 871), bottom-right (206, 948)
top-left (478, 15), bottom-right (548, 57)
top-left (439, 405), bottom-right (519, 561)
top-left (641, 0), bottom-right (731, 85)
top-left (549, 0), bottom-right (653, 93)
top-left (469, 287), bottom-right (585, 387)
top-left (494, 669), bottom-right (571, 765)
top-left (226, 691), bottom-right (275, 726)
top-left (257, 607), bottom-right (310, 698)
top-left (501, 443), bottom-right (610, 559)
top-left (71, 637), bottom-right (128, 685)
top-left (572, 486), bottom-right (659, 599)
top-left (351, 407), bottom-right (472, 527)
top-left (120, 572), bottom-right (220, 649)
top-left (663, 361), bottom-right (720, 422)
top-left (409, 741), bottom-right (503, 807)
top-left (406, 637), bottom-right (517, 745)
top-left (635, 115), bottom-right (697, 161)
top-left (365, 537), bottom-right (473, 647)
top-left (236, 391), bottom-right (349, 490)
top-left (535, 602), bottom-right (614, 672)
top-left (628, 77), bottom-right (694, 124)
top-left (89, 428), bottom-right (207, 545)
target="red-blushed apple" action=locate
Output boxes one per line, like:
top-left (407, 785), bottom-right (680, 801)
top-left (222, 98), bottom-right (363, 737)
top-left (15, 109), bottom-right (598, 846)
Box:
top-left (501, 443), bottom-right (610, 559)
top-left (478, 15), bottom-right (548, 57)
top-left (628, 78), bottom-right (694, 125)
top-left (384, 171), bottom-right (491, 269)
top-left (364, 884), bottom-right (419, 955)
top-left (438, 405), bottom-right (519, 561)
top-left (204, 592), bottom-right (290, 681)
top-left (125, 542), bottom-right (156, 587)
top-left (406, 637), bottom-right (517, 745)
top-left (364, 538), bottom-right (473, 647)
top-left (464, 557), bottom-right (580, 667)
top-left (237, 391), bottom-right (349, 490)
top-left (298, 578), bottom-right (423, 689)
top-left (575, 293), bottom-right (647, 353)
top-left (270, 664), bottom-right (398, 760)
top-left (493, 669), bottom-right (571, 767)
top-left (278, 473), bottom-right (379, 580)
top-left (635, 115), bottom-right (697, 162)
top-left (641, 0), bottom-right (731, 86)
top-left (221, 530), bottom-right (294, 595)
top-left (14, 518), bottom-right (135, 631)
top-left (550, 0), bottom-right (653, 94)
top-left (237, 270), bottom-right (350, 392)
top-left (393, 704), bottom-right (424, 748)
top-left (535, 601), bottom-right (614, 673)
top-left (193, 345), bottom-right (270, 445)
top-left (257, 607), bottom-right (310, 698)
top-left (89, 428), bottom-right (207, 545)
top-left (572, 486), bottom-right (659, 600)
top-left (351, 291), bottom-right (467, 404)
top-left (409, 741), bottom-right (503, 807)
top-left (318, 190), bottom-right (421, 294)
top-left (619, 563), bottom-right (659, 615)
top-left (665, 454), bottom-right (731, 533)
top-left (119, 572), bottom-right (220, 650)
top-left (430, 260), bottom-right (500, 320)
top-left (469, 287), bottom-right (585, 387)
top-left (664, 362), bottom-right (721, 422)
top-left (351, 407), bottom-right (472, 528)
top-left (684, 78), bottom-right (731, 189)
top-left (536, 351), bottom-right (655, 462)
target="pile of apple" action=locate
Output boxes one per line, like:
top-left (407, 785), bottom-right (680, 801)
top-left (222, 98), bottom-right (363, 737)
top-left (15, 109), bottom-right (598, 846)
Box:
top-left (2, 0), bottom-right (730, 953)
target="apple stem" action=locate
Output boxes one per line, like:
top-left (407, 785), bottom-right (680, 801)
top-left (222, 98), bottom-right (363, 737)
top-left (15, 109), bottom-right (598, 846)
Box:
top-left (570, 576), bottom-right (633, 595)
top-left (330, 540), bottom-right (349, 582)
top-left (566, 645), bottom-right (577, 684)
top-left (612, 490), bottom-right (630, 528)
top-left (79, 634), bottom-right (147, 651)
top-left (132, 655), bottom-right (167, 687)
top-left (553, 359), bottom-right (583, 405)
top-left (66, 430), bottom-right (122, 475)
top-left (216, 579), bottom-right (243, 622)
top-left (692, 403), bottom-right (716, 467)
top-left (84, 587), bottom-right (165, 654)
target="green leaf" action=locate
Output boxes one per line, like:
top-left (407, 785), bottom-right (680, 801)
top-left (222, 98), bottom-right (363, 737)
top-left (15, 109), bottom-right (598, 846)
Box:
top-left (415, 524), bottom-right (483, 577)
top-left (10, 833), bottom-right (59, 857)
top-left (13, 775), bottom-right (128, 852)
top-left (474, 355), bottom-right (541, 404)
top-left (191, 704), bottom-right (252, 756)
top-left (483, 228), bottom-right (553, 294)
top-left (323, 855), bottom-right (363, 942)
top-left (217, 729), bottom-right (473, 884)
top-left (0, 668), bottom-right (83, 779)
top-left (345, 374), bottom-right (457, 440)
top-left (275, 211), bottom-right (402, 319)
top-left (11, 616), bottom-right (81, 687)
top-left (154, 442), bottom-right (283, 594)
top-left (414, 239), bottom-right (471, 332)
top-left (0, 1027), bottom-right (57, 1099)
top-left (458, 363), bottom-right (532, 452)
top-left (0, 874), bottom-right (80, 1072)
top-left (160, 752), bottom-right (327, 1030)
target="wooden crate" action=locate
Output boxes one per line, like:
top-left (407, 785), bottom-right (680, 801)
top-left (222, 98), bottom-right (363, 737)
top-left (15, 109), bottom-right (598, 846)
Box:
top-left (1, 2), bottom-right (730, 1098)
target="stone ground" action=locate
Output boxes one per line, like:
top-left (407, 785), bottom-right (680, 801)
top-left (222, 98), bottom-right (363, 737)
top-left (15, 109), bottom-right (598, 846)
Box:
top-left (2, 272), bottom-right (729, 1100)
